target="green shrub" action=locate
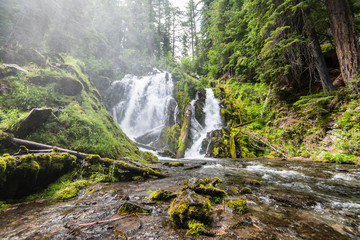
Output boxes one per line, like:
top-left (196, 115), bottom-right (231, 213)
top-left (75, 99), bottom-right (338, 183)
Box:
top-left (322, 152), bottom-right (358, 164)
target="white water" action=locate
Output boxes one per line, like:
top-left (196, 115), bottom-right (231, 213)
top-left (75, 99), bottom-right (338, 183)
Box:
top-left (109, 70), bottom-right (178, 139)
top-left (185, 88), bottom-right (223, 158)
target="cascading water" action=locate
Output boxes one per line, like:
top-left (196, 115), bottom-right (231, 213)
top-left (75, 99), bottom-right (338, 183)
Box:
top-left (107, 70), bottom-right (178, 144)
top-left (185, 88), bottom-right (223, 158)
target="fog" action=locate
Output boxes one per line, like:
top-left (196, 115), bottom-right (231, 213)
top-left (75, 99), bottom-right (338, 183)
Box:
top-left (0, 0), bottom-right (194, 76)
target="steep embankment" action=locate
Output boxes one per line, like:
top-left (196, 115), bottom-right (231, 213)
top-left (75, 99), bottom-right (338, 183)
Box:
top-left (0, 46), bottom-right (141, 160)
top-left (211, 78), bottom-right (359, 164)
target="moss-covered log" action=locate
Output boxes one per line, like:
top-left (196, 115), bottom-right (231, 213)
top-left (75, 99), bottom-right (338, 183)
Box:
top-left (10, 138), bottom-right (168, 178)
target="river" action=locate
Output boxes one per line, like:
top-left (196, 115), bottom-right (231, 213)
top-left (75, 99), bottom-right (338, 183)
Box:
top-left (0, 157), bottom-right (359, 239)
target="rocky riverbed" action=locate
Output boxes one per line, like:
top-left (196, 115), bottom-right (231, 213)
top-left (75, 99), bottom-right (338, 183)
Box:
top-left (0, 157), bottom-right (359, 239)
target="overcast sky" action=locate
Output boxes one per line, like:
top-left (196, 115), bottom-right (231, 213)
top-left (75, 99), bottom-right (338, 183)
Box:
top-left (170, 0), bottom-right (187, 10)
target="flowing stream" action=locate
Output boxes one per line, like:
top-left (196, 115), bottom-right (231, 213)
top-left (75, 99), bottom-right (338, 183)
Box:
top-left (1, 158), bottom-right (359, 239)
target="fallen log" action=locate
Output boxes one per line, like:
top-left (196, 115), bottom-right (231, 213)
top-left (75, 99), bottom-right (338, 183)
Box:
top-left (10, 138), bottom-right (168, 178)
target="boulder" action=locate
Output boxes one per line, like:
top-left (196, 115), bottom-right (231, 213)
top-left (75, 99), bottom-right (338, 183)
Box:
top-left (55, 77), bottom-right (83, 96)
top-left (168, 189), bottom-right (211, 228)
top-left (16, 108), bottom-right (54, 137)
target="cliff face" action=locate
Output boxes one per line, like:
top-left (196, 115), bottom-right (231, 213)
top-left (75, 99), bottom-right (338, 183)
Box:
top-left (0, 46), bottom-right (142, 160)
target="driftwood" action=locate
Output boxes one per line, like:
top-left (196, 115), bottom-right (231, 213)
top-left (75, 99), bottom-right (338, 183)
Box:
top-left (10, 138), bottom-right (168, 178)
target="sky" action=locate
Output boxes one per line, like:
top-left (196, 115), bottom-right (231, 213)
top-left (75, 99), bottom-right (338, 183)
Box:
top-left (170, 0), bottom-right (187, 10)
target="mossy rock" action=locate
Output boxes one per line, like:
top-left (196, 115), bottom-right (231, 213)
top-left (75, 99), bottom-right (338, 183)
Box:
top-left (56, 185), bottom-right (79, 200)
top-left (163, 161), bottom-right (184, 167)
top-left (149, 189), bottom-right (177, 202)
top-left (55, 77), bottom-right (83, 96)
top-left (117, 202), bottom-right (151, 215)
top-left (15, 108), bottom-right (54, 137)
top-left (168, 189), bottom-right (211, 228)
top-left (224, 198), bottom-right (248, 214)
top-left (186, 220), bottom-right (212, 236)
top-left (142, 152), bottom-right (159, 163)
top-left (189, 184), bottom-right (228, 199)
top-left (243, 178), bottom-right (261, 186)
top-left (240, 187), bottom-right (252, 194)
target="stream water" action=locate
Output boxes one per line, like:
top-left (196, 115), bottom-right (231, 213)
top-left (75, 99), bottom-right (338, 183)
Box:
top-left (1, 157), bottom-right (359, 239)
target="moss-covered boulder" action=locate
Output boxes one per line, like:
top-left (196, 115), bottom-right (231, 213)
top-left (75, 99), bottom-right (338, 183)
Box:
top-left (168, 189), bottom-right (211, 228)
top-left (117, 202), bottom-right (151, 215)
top-left (149, 189), bottom-right (177, 202)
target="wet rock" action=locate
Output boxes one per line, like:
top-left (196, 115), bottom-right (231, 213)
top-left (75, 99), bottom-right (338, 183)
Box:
top-left (157, 149), bottom-right (176, 158)
top-left (194, 90), bottom-right (206, 126)
top-left (269, 193), bottom-right (316, 209)
top-left (114, 216), bottom-right (142, 237)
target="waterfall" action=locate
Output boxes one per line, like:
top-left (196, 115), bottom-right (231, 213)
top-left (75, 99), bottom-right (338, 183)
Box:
top-left (107, 70), bottom-right (178, 143)
top-left (185, 88), bottom-right (223, 158)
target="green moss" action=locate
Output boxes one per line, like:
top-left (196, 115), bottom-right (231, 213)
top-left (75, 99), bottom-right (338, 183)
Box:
top-left (230, 134), bottom-right (237, 158)
top-left (132, 176), bottom-right (144, 181)
top-left (224, 198), bottom-right (248, 214)
top-left (55, 179), bottom-right (89, 200)
top-left (186, 220), bottom-right (212, 236)
top-left (149, 189), bottom-right (176, 202)
top-left (117, 202), bottom-right (151, 215)
top-left (85, 154), bottom-right (101, 164)
top-left (240, 187), bottom-right (252, 194)
top-left (204, 177), bottom-right (223, 184)
top-left (0, 158), bottom-right (6, 175)
top-left (17, 154), bottom-right (40, 177)
top-left (189, 184), bottom-right (228, 199)
top-left (163, 161), bottom-right (184, 167)
top-left (157, 125), bottom-right (180, 153)
top-left (56, 185), bottom-right (78, 200)
top-left (18, 145), bottom-right (29, 154)
top-left (168, 190), bottom-right (211, 228)
top-left (142, 152), bottom-right (159, 163)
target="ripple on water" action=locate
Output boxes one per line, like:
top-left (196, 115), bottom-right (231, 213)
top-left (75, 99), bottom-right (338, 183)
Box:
top-left (332, 173), bottom-right (359, 182)
top-left (246, 164), bottom-right (306, 180)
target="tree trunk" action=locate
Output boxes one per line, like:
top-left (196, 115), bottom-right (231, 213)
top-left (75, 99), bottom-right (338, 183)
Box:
top-left (325, 0), bottom-right (360, 92)
top-left (306, 23), bottom-right (335, 92)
